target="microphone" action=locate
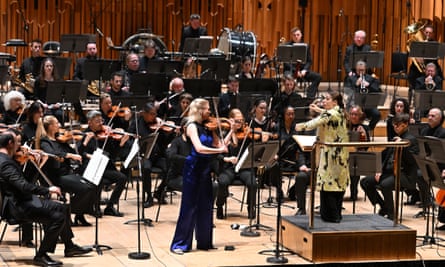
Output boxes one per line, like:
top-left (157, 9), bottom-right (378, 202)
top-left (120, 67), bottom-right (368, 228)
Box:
top-left (339, 8), bottom-right (344, 17)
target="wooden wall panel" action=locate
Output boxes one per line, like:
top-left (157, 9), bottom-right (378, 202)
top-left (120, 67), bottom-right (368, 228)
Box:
top-left (1, 0), bottom-right (445, 84)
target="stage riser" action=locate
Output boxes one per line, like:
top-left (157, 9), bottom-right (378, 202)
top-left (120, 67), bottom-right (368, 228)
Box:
top-left (281, 218), bottom-right (416, 262)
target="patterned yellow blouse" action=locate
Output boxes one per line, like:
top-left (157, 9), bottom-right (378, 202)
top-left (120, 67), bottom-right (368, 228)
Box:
top-left (298, 105), bottom-right (350, 192)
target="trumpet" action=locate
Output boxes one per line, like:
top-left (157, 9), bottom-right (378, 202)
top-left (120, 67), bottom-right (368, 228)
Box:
top-left (359, 73), bottom-right (368, 94)
top-left (425, 75), bottom-right (435, 90)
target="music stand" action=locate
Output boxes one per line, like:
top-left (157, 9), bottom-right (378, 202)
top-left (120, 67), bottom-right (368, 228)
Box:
top-left (130, 73), bottom-right (169, 97)
top-left (144, 61), bottom-right (164, 73)
top-left (239, 78), bottom-right (278, 95)
top-left (417, 136), bottom-right (445, 163)
top-left (199, 56), bottom-right (230, 80)
top-left (276, 44), bottom-right (308, 64)
top-left (182, 36), bottom-right (213, 56)
top-left (183, 79), bottom-right (221, 98)
top-left (354, 92), bottom-right (386, 109)
top-left (409, 41), bottom-right (445, 59)
top-left (237, 141), bottom-right (279, 237)
top-left (414, 155), bottom-right (445, 247)
top-left (163, 60), bottom-right (183, 78)
top-left (0, 65), bottom-right (9, 86)
top-left (46, 80), bottom-right (88, 103)
top-left (349, 151), bottom-right (382, 213)
top-left (349, 51), bottom-right (385, 69)
top-left (60, 34), bottom-right (96, 52)
top-left (408, 122), bottom-right (427, 138)
top-left (111, 96), bottom-right (152, 108)
top-left (83, 59), bottom-right (122, 82)
top-left (52, 57), bottom-right (72, 79)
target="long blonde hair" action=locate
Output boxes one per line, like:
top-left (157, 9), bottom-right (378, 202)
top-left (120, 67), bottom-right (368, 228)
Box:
top-left (186, 98), bottom-right (209, 124)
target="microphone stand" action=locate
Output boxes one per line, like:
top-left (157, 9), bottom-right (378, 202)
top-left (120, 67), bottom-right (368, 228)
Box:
top-left (128, 107), bottom-right (151, 260)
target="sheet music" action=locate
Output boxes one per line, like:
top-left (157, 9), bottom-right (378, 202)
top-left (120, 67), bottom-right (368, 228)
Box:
top-left (235, 148), bottom-right (249, 173)
top-left (124, 139), bottom-right (139, 169)
top-left (82, 149), bottom-right (109, 186)
top-left (292, 135), bottom-right (317, 151)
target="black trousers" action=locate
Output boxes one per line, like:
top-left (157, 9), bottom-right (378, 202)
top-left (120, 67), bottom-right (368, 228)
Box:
top-left (216, 168), bottom-right (256, 208)
top-left (54, 174), bottom-right (96, 215)
top-left (100, 169), bottom-right (128, 205)
top-left (319, 190), bottom-right (345, 223)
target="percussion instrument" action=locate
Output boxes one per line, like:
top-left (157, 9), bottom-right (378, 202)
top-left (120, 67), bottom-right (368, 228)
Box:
top-left (217, 28), bottom-right (257, 64)
top-left (122, 33), bottom-right (167, 55)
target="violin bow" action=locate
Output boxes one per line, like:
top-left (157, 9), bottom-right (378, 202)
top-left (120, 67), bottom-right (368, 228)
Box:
top-left (211, 96), bottom-right (224, 143)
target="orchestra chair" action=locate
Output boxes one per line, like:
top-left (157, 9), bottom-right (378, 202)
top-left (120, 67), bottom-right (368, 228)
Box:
top-left (155, 175), bottom-right (182, 222)
top-left (224, 176), bottom-right (248, 218)
top-left (0, 189), bottom-right (41, 255)
top-left (389, 52), bottom-right (408, 98)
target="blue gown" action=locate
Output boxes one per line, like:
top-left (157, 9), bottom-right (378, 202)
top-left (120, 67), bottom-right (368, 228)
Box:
top-left (171, 123), bottom-right (215, 252)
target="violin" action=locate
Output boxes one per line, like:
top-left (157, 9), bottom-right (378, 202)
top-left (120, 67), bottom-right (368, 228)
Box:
top-left (14, 147), bottom-right (62, 165)
top-left (149, 119), bottom-right (180, 133)
top-left (56, 130), bottom-right (85, 143)
top-left (108, 105), bottom-right (131, 118)
top-left (204, 117), bottom-right (231, 131)
top-left (96, 126), bottom-right (136, 141)
top-left (235, 126), bottom-right (277, 141)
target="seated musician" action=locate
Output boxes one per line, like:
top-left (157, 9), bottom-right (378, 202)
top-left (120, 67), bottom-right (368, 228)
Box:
top-left (347, 105), bottom-right (370, 201)
top-left (38, 115), bottom-right (96, 226)
top-left (108, 71), bottom-right (131, 97)
top-left (78, 110), bottom-right (130, 217)
top-left (215, 108), bottom-right (257, 219)
top-left (157, 77), bottom-right (186, 119)
top-left (2, 90), bottom-right (26, 125)
top-left (279, 106), bottom-right (311, 215)
top-left (21, 101), bottom-right (44, 145)
top-left (415, 63), bottom-right (443, 91)
top-left (99, 93), bottom-right (131, 131)
top-left (128, 103), bottom-right (173, 208)
top-left (0, 131), bottom-right (92, 266)
top-left (140, 40), bottom-right (163, 72)
top-left (33, 57), bottom-right (64, 123)
top-left (218, 75), bottom-right (240, 118)
top-left (283, 27), bottom-right (322, 99)
top-left (122, 53), bottom-right (141, 92)
top-left (360, 113), bottom-right (419, 220)
top-left (271, 74), bottom-right (303, 116)
top-left (19, 39), bottom-right (43, 100)
top-left (170, 93), bottom-right (193, 125)
top-left (248, 99), bottom-right (276, 143)
top-left (238, 56), bottom-right (254, 79)
top-left (73, 42), bottom-right (99, 97)
top-left (343, 60), bottom-right (381, 131)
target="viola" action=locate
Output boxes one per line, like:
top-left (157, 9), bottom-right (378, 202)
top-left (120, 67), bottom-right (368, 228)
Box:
top-left (108, 106), bottom-right (131, 118)
top-left (149, 120), bottom-right (180, 133)
top-left (14, 150), bottom-right (37, 165)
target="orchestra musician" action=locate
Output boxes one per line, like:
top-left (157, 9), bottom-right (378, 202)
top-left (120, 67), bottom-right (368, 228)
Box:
top-left (415, 62), bottom-right (443, 91)
top-left (2, 90), bottom-right (26, 125)
top-left (272, 74), bottom-right (304, 116)
top-left (347, 105), bottom-right (370, 201)
top-left (215, 108), bottom-right (256, 220)
top-left (140, 39), bottom-right (163, 72)
top-left (408, 25), bottom-right (444, 105)
top-left (19, 39), bottom-right (43, 99)
top-left (170, 98), bottom-right (230, 255)
top-left (21, 101), bottom-right (44, 145)
top-left (0, 132), bottom-right (92, 267)
top-left (360, 113), bottom-right (419, 220)
top-left (108, 71), bottom-right (131, 97)
top-left (343, 60), bottom-right (381, 132)
top-left (33, 57), bottom-right (64, 123)
top-left (218, 75), bottom-right (240, 118)
top-left (170, 93), bottom-right (193, 125)
top-left (295, 90), bottom-right (349, 223)
top-left (386, 98), bottom-right (412, 141)
top-left (127, 103), bottom-right (172, 208)
top-left (343, 30), bottom-right (371, 77)
top-left (238, 56), bottom-right (254, 79)
top-left (78, 110), bottom-right (130, 217)
top-left (122, 53), bottom-right (141, 91)
top-left (179, 14), bottom-right (208, 52)
top-left (283, 27), bottom-right (322, 99)
top-left (73, 42), bottom-right (98, 81)
top-left (99, 93), bottom-right (131, 131)
top-left (38, 115), bottom-right (97, 226)
top-left (157, 77), bottom-right (186, 119)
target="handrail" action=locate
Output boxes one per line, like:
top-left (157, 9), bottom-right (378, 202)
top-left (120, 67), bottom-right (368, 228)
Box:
top-left (309, 140), bottom-right (410, 228)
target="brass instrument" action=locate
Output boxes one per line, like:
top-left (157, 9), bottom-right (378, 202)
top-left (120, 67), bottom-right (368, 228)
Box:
top-left (87, 80), bottom-right (100, 96)
top-left (425, 75), bottom-right (435, 90)
top-left (11, 69), bottom-right (34, 94)
top-left (359, 73), bottom-right (368, 94)
top-left (404, 19), bottom-right (430, 73)
top-left (370, 34), bottom-right (379, 79)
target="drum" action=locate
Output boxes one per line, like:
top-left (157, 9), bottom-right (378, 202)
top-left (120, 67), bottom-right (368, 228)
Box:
top-left (122, 33), bottom-right (167, 55)
top-left (43, 41), bottom-right (61, 56)
top-left (217, 28), bottom-right (257, 63)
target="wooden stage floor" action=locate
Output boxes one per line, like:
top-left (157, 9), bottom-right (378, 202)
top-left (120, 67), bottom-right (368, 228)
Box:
top-left (2, 179), bottom-right (445, 267)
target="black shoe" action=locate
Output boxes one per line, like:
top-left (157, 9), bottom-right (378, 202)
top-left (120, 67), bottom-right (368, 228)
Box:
top-left (143, 199), bottom-right (154, 208)
top-left (295, 208), bottom-right (306, 216)
top-left (413, 210), bottom-right (426, 218)
top-left (216, 206), bottom-right (224, 219)
top-left (154, 190), bottom-right (167, 205)
top-left (378, 208), bottom-right (388, 217)
top-left (404, 191), bottom-right (420, 205)
top-left (64, 244), bottom-right (93, 257)
top-left (33, 253), bottom-right (63, 266)
top-left (104, 206), bottom-right (124, 217)
top-left (20, 240), bottom-right (35, 248)
top-left (72, 215), bottom-right (92, 227)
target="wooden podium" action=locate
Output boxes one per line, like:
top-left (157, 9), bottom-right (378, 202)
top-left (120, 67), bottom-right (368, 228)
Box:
top-left (281, 214), bottom-right (416, 262)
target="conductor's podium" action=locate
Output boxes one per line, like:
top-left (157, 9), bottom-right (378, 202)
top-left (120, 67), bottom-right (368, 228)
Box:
top-left (281, 214), bottom-right (416, 262)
